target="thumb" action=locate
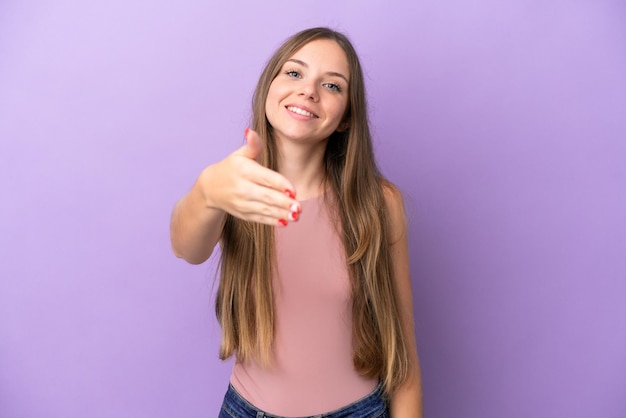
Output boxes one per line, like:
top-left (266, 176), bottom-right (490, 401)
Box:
top-left (238, 128), bottom-right (263, 160)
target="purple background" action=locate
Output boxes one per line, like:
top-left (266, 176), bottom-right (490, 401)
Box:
top-left (1, 1), bottom-right (625, 417)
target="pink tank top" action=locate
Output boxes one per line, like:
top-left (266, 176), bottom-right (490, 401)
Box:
top-left (230, 193), bottom-right (377, 416)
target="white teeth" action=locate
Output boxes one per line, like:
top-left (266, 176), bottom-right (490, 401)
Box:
top-left (287, 106), bottom-right (316, 118)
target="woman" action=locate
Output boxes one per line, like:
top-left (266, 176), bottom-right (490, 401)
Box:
top-left (171, 27), bottom-right (422, 417)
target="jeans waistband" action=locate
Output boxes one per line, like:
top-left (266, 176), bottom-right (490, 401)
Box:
top-left (219, 382), bottom-right (388, 417)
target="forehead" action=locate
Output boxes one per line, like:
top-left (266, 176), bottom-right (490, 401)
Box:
top-left (286, 39), bottom-right (350, 79)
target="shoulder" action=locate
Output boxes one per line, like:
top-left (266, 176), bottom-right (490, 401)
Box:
top-left (381, 181), bottom-right (407, 243)
top-left (381, 181), bottom-right (405, 215)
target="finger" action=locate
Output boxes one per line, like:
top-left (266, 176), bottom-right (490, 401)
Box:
top-left (239, 182), bottom-right (301, 216)
top-left (232, 129), bottom-right (259, 161)
top-left (233, 128), bottom-right (263, 161)
top-left (232, 146), bottom-right (296, 200)
top-left (248, 164), bottom-right (296, 195)
top-left (238, 201), bottom-right (300, 226)
top-left (231, 128), bottom-right (298, 205)
top-left (244, 128), bottom-right (263, 160)
top-left (240, 199), bottom-right (296, 219)
top-left (248, 215), bottom-right (289, 227)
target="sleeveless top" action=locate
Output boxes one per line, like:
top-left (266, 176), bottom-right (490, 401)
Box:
top-left (230, 193), bottom-right (378, 416)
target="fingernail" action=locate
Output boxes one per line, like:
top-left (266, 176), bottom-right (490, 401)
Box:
top-left (285, 189), bottom-right (295, 199)
top-left (288, 211), bottom-right (298, 221)
top-left (290, 203), bottom-right (300, 214)
top-left (278, 219), bottom-right (288, 227)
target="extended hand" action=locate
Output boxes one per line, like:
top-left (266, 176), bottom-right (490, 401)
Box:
top-left (201, 128), bottom-right (300, 226)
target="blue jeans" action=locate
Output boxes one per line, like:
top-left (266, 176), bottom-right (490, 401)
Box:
top-left (218, 382), bottom-right (389, 418)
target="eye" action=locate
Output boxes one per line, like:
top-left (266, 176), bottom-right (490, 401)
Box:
top-left (324, 83), bottom-right (342, 92)
top-left (285, 69), bottom-right (302, 78)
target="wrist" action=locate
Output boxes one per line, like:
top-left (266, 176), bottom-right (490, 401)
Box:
top-left (197, 165), bottom-right (221, 211)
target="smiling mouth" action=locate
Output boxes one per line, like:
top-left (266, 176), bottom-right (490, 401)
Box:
top-left (286, 106), bottom-right (318, 118)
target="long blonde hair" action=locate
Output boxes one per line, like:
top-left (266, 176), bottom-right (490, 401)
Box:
top-left (215, 27), bottom-right (411, 396)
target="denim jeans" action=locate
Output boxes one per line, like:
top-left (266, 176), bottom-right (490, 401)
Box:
top-left (218, 382), bottom-right (389, 418)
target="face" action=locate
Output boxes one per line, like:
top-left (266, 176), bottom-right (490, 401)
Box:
top-left (265, 39), bottom-right (350, 146)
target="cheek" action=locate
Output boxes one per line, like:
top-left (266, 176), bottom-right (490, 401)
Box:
top-left (265, 84), bottom-right (280, 113)
top-left (265, 85), bottom-right (282, 126)
top-left (330, 98), bottom-right (349, 120)
top-left (266, 84), bottom-right (288, 115)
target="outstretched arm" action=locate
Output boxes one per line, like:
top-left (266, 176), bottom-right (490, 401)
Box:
top-left (170, 129), bottom-right (300, 264)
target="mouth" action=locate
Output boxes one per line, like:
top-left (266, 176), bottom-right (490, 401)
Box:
top-left (286, 105), bottom-right (318, 118)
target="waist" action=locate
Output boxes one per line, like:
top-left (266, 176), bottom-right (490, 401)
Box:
top-left (222, 380), bottom-right (386, 417)
top-left (230, 360), bottom-right (378, 416)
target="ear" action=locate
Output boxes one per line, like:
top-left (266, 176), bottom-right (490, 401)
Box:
top-left (336, 120), bottom-right (350, 132)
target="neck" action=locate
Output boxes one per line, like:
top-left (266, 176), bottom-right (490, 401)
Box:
top-left (275, 138), bottom-right (328, 200)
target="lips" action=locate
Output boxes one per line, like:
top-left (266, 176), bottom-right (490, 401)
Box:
top-left (286, 105), bottom-right (318, 118)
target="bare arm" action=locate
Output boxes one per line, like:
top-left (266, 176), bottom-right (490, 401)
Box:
top-left (169, 165), bottom-right (227, 264)
top-left (385, 186), bottom-right (423, 417)
top-left (170, 129), bottom-right (301, 264)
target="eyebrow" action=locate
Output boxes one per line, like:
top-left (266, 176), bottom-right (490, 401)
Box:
top-left (285, 59), bottom-right (349, 83)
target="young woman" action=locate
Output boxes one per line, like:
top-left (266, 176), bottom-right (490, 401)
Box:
top-left (170, 27), bottom-right (422, 417)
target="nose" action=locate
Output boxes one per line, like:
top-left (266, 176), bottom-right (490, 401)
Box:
top-left (298, 80), bottom-right (319, 101)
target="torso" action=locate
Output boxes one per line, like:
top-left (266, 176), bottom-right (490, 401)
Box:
top-left (230, 193), bottom-right (377, 416)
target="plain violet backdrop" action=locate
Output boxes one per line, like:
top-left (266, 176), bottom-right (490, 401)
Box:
top-left (1, 0), bottom-right (625, 417)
